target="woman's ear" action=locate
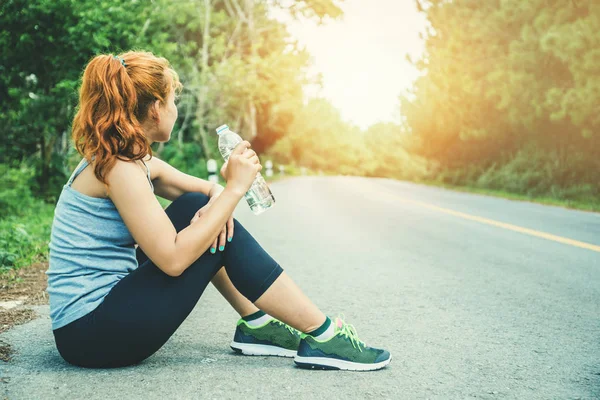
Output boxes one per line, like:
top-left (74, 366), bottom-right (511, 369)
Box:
top-left (151, 100), bottom-right (161, 123)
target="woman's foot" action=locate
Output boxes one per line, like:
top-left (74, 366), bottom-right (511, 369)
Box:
top-left (294, 316), bottom-right (392, 371)
top-left (230, 317), bottom-right (301, 357)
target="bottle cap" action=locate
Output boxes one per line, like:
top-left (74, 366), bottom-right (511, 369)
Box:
top-left (216, 124), bottom-right (229, 135)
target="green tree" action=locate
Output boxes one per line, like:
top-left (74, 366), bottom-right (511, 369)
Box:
top-left (268, 98), bottom-right (367, 174)
top-left (0, 0), bottom-right (174, 197)
top-left (401, 0), bottom-right (599, 193)
top-left (0, 0), bottom-right (343, 197)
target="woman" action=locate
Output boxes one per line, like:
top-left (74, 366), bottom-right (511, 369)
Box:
top-left (46, 51), bottom-right (391, 371)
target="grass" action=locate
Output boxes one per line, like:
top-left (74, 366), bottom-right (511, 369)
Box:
top-left (0, 200), bottom-right (55, 274)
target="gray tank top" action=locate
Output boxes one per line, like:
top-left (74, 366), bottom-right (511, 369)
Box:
top-left (46, 156), bottom-right (153, 330)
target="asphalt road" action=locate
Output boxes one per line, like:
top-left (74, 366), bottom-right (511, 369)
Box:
top-left (1, 176), bottom-right (599, 399)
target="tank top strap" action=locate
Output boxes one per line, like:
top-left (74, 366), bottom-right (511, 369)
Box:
top-left (66, 155), bottom-right (153, 191)
top-left (140, 159), bottom-right (154, 191)
top-left (66, 158), bottom-right (91, 187)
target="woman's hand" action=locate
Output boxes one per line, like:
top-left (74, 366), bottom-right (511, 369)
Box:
top-left (190, 188), bottom-right (234, 254)
top-left (188, 142), bottom-right (260, 254)
top-left (220, 161), bottom-right (228, 181)
top-left (220, 141), bottom-right (262, 194)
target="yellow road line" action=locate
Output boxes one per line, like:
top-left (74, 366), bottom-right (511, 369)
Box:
top-left (373, 187), bottom-right (600, 253)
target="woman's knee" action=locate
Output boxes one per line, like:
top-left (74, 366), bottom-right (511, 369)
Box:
top-left (165, 192), bottom-right (211, 232)
top-left (174, 192), bottom-right (210, 209)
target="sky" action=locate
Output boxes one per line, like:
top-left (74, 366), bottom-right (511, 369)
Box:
top-left (282, 0), bottom-right (427, 129)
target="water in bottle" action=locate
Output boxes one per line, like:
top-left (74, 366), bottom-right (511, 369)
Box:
top-left (216, 124), bottom-right (276, 215)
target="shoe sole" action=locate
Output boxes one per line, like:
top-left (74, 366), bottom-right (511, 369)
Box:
top-left (293, 354), bottom-right (392, 371)
top-left (230, 341), bottom-right (297, 358)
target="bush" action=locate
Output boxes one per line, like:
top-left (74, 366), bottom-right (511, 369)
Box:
top-left (0, 200), bottom-right (54, 272)
top-left (159, 142), bottom-right (211, 179)
top-left (428, 146), bottom-right (599, 207)
top-left (0, 163), bottom-right (55, 272)
top-left (0, 163), bottom-right (38, 218)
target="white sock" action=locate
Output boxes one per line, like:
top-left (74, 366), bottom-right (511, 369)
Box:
top-left (245, 313), bottom-right (273, 327)
top-left (312, 318), bottom-right (336, 341)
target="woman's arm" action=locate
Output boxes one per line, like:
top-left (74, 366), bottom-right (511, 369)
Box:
top-left (150, 156), bottom-right (219, 201)
top-left (108, 159), bottom-right (244, 277)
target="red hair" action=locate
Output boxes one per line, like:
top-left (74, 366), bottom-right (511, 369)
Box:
top-left (72, 51), bottom-right (182, 193)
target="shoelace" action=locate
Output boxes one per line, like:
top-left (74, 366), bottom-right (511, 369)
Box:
top-left (336, 316), bottom-right (366, 352)
top-left (274, 319), bottom-right (301, 335)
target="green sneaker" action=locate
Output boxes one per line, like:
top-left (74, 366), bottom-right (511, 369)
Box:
top-left (294, 316), bottom-right (392, 371)
top-left (230, 318), bottom-right (301, 357)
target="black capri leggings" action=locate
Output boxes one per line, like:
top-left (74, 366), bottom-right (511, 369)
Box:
top-left (52, 192), bottom-right (283, 368)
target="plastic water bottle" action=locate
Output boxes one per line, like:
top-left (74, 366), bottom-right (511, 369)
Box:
top-left (216, 124), bottom-right (276, 215)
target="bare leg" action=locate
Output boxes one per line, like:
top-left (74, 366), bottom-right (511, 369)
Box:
top-left (254, 272), bottom-right (326, 333)
top-left (211, 267), bottom-right (259, 317)
top-left (212, 268), bottom-right (326, 333)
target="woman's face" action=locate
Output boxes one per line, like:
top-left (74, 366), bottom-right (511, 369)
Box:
top-left (150, 88), bottom-right (178, 143)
